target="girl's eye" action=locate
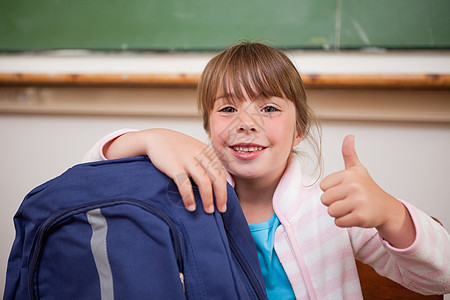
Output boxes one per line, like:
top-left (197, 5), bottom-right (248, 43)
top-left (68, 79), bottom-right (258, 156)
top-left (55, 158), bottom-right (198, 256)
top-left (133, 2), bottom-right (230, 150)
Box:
top-left (219, 106), bottom-right (237, 113)
top-left (261, 106), bottom-right (279, 113)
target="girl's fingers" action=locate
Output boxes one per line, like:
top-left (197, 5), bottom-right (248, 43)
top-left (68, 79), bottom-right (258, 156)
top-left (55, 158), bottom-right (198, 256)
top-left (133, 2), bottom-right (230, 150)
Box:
top-left (327, 199), bottom-right (353, 219)
top-left (212, 174), bottom-right (228, 213)
top-left (321, 185), bottom-right (347, 206)
top-left (334, 213), bottom-right (364, 228)
top-left (189, 169), bottom-right (215, 214)
top-left (191, 148), bottom-right (228, 213)
top-left (173, 172), bottom-right (196, 212)
top-left (173, 156), bottom-right (227, 214)
top-left (320, 171), bottom-right (345, 191)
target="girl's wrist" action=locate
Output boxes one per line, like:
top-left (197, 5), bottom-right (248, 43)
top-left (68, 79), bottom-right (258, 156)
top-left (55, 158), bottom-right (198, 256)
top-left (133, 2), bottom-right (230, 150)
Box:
top-left (376, 198), bottom-right (416, 249)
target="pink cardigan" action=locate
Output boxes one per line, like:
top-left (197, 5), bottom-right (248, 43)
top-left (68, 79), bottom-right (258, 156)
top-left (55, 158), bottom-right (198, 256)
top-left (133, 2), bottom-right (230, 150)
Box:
top-left (266, 155), bottom-right (450, 299)
top-left (85, 130), bottom-right (450, 299)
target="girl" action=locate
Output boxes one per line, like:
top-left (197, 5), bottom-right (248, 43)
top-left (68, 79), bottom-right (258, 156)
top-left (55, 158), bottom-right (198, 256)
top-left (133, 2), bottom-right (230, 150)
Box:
top-left (84, 41), bottom-right (450, 299)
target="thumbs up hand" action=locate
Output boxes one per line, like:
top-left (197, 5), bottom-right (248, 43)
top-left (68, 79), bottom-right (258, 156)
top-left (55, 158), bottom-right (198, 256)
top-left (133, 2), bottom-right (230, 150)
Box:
top-left (320, 135), bottom-right (416, 248)
top-left (321, 135), bottom-right (399, 229)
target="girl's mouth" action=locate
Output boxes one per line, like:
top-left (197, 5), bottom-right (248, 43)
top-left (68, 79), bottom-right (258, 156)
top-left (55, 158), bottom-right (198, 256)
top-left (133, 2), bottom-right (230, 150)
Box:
top-left (232, 146), bottom-right (263, 153)
top-left (229, 144), bottom-right (266, 160)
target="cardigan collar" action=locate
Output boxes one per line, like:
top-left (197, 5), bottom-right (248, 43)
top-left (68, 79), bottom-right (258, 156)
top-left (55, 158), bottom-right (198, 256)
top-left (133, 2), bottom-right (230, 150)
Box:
top-left (224, 153), bottom-right (305, 219)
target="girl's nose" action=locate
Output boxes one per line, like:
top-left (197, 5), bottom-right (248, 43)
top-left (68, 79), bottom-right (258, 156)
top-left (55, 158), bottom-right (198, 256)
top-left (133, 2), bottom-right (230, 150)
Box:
top-left (235, 102), bottom-right (262, 133)
top-left (236, 112), bottom-right (259, 133)
top-left (237, 123), bottom-right (257, 133)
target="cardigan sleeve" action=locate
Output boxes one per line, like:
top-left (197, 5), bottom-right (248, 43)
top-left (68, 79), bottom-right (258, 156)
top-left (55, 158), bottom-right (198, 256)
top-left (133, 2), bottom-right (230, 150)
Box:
top-left (349, 201), bottom-right (450, 295)
top-left (82, 129), bottom-right (138, 162)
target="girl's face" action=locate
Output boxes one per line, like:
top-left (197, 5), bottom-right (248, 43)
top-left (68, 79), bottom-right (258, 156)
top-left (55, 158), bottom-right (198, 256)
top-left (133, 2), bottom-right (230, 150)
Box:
top-left (209, 93), bottom-right (302, 185)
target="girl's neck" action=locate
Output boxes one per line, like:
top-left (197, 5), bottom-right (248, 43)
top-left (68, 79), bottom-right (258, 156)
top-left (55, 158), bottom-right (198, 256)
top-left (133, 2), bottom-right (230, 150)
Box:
top-left (230, 156), bottom-right (291, 224)
top-left (233, 177), bottom-right (279, 224)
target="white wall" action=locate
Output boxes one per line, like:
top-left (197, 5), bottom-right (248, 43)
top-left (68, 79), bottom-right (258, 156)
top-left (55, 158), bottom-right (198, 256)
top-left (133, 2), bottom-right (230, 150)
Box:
top-left (1, 114), bottom-right (449, 296)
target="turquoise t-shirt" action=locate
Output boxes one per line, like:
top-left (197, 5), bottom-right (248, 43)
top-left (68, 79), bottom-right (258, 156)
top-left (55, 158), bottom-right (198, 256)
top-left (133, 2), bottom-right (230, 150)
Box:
top-left (249, 214), bottom-right (295, 300)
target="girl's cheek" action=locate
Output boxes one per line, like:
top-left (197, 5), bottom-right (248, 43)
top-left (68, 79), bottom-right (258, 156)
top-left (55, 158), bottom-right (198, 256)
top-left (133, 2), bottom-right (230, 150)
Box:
top-left (210, 119), bottom-right (229, 143)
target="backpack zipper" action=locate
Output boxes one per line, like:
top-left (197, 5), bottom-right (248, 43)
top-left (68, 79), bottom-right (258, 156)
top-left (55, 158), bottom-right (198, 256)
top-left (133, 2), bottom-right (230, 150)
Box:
top-left (27, 198), bottom-right (184, 300)
top-left (226, 231), bottom-right (268, 300)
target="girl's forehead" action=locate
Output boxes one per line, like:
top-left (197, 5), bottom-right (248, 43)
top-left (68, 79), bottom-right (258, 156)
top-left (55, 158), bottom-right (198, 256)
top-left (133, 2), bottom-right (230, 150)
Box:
top-left (214, 85), bottom-right (260, 104)
top-left (210, 67), bottom-right (291, 107)
top-left (215, 76), bottom-right (265, 101)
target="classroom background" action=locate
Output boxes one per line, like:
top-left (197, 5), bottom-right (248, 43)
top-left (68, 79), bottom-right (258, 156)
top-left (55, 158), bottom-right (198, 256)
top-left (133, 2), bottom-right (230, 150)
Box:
top-left (1, 0), bottom-right (449, 297)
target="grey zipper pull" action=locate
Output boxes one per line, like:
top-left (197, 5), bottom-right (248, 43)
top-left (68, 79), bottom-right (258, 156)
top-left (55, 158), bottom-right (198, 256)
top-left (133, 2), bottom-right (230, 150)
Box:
top-left (179, 272), bottom-right (185, 292)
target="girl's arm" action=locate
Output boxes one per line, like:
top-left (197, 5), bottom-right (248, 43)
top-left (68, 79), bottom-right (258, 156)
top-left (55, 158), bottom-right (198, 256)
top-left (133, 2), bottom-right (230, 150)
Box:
top-left (348, 207), bottom-right (450, 295)
top-left (83, 129), bottom-right (137, 162)
top-left (320, 135), bottom-right (415, 248)
top-left (84, 128), bottom-right (228, 214)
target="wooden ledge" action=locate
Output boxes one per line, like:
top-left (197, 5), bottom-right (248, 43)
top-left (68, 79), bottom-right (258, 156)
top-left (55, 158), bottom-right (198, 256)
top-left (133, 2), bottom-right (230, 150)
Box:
top-left (0, 73), bottom-right (200, 87)
top-left (0, 73), bottom-right (449, 89)
top-left (303, 74), bottom-right (450, 89)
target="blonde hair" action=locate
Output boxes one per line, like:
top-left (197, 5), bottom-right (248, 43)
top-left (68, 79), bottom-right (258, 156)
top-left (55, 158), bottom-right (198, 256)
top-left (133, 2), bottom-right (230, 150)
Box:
top-left (197, 41), bottom-right (322, 177)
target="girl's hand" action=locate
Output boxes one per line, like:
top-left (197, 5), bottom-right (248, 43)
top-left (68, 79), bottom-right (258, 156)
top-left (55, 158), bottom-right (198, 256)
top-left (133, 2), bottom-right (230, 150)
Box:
top-left (320, 135), bottom-right (415, 248)
top-left (104, 129), bottom-right (227, 214)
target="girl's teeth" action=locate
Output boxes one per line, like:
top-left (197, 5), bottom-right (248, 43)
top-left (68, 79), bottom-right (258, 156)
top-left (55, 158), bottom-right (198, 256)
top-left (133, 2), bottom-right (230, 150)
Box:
top-left (233, 146), bottom-right (263, 152)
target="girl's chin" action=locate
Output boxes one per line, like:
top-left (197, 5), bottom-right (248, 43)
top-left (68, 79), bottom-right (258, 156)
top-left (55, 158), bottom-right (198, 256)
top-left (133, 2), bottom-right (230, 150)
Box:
top-left (227, 166), bottom-right (263, 181)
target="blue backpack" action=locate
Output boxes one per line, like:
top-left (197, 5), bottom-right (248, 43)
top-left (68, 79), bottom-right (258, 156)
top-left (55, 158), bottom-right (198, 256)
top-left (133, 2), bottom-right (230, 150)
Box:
top-left (4, 156), bottom-right (267, 300)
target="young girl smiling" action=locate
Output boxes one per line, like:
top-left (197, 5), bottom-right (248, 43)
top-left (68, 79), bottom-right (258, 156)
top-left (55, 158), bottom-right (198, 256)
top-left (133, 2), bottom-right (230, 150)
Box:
top-left (84, 41), bottom-right (450, 299)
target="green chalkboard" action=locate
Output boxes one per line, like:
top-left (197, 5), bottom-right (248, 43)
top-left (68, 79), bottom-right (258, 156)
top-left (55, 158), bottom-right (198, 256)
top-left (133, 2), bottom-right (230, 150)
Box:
top-left (0, 0), bottom-right (449, 51)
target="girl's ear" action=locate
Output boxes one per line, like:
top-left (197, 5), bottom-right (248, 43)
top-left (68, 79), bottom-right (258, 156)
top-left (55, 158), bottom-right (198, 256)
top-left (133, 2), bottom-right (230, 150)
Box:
top-left (293, 129), bottom-right (302, 147)
top-left (207, 128), bottom-right (213, 144)
top-left (206, 123), bottom-right (212, 140)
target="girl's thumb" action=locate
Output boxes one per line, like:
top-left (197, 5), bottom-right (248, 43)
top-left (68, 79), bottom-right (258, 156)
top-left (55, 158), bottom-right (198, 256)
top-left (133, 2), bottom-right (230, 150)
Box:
top-left (342, 135), bottom-right (361, 169)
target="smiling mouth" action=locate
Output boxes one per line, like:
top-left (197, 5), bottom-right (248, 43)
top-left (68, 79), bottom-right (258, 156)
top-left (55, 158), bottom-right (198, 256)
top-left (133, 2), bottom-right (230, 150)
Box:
top-left (231, 145), bottom-right (265, 153)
